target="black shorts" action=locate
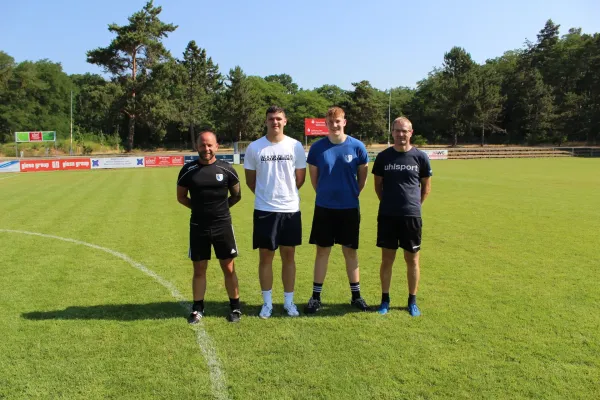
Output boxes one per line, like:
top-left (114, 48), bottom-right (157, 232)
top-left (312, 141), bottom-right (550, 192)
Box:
top-left (189, 223), bottom-right (238, 261)
top-left (309, 205), bottom-right (360, 249)
top-left (253, 210), bottom-right (302, 250)
top-left (376, 215), bottom-right (422, 253)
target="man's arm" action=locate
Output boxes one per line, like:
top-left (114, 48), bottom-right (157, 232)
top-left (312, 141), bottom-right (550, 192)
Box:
top-left (374, 175), bottom-right (383, 201)
top-left (420, 177), bottom-right (431, 204)
top-left (228, 183), bottom-right (241, 208)
top-left (308, 164), bottom-right (319, 192)
top-left (244, 169), bottom-right (256, 193)
top-left (295, 168), bottom-right (306, 190)
top-left (357, 164), bottom-right (368, 194)
top-left (177, 185), bottom-right (191, 209)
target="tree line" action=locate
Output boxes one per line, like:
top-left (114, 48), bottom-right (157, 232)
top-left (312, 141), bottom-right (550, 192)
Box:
top-left (1, 1), bottom-right (599, 152)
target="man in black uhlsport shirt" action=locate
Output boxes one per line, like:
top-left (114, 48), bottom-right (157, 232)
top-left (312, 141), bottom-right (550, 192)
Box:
top-left (372, 117), bottom-right (432, 317)
top-left (177, 131), bottom-right (242, 323)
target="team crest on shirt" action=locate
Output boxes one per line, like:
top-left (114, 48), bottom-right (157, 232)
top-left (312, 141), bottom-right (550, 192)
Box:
top-left (345, 154), bottom-right (353, 162)
top-left (216, 173), bottom-right (223, 182)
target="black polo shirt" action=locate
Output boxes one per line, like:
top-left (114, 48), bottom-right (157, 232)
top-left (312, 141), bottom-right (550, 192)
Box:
top-left (177, 160), bottom-right (239, 227)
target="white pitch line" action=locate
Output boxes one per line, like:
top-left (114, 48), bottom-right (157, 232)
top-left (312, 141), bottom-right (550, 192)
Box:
top-left (0, 174), bottom-right (19, 181)
top-left (0, 229), bottom-right (229, 400)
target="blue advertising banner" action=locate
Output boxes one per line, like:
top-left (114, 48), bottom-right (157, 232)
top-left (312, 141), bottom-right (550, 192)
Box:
top-left (184, 155), bottom-right (236, 164)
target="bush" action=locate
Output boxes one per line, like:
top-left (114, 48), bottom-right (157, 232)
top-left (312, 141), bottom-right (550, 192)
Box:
top-left (363, 137), bottom-right (375, 147)
top-left (0, 143), bottom-right (16, 156)
top-left (56, 139), bottom-right (72, 154)
top-left (412, 135), bottom-right (428, 146)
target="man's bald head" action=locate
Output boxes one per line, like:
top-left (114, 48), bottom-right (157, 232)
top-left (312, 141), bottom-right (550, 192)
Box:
top-left (196, 130), bottom-right (217, 143)
top-left (196, 131), bottom-right (219, 164)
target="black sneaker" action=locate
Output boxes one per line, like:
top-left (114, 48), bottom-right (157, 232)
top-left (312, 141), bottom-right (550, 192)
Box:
top-left (227, 309), bottom-right (242, 323)
top-left (304, 297), bottom-right (321, 314)
top-left (187, 310), bottom-right (203, 324)
top-left (351, 297), bottom-right (369, 311)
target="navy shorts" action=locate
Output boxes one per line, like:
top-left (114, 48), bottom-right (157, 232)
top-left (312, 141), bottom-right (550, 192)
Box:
top-left (253, 210), bottom-right (302, 250)
top-left (376, 215), bottom-right (422, 253)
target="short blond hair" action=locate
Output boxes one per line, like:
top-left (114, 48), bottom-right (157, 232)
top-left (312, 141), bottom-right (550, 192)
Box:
top-left (392, 116), bottom-right (413, 130)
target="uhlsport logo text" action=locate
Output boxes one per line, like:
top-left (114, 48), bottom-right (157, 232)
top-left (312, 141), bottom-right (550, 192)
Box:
top-left (384, 164), bottom-right (419, 172)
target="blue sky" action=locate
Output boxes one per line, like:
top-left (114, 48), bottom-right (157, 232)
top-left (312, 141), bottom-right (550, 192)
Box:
top-left (1, 0), bottom-right (599, 90)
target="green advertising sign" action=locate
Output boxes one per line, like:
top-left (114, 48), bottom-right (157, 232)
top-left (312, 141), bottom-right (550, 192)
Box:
top-left (42, 131), bottom-right (55, 141)
top-left (15, 131), bottom-right (56, 142)
top-left (16, 132), bottom-right (29, 142)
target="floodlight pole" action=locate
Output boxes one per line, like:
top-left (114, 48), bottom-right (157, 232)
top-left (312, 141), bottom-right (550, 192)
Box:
top-left (70, 90), bottom-right (73, 155)
top-left (387, 89), bottom-right (391, 147)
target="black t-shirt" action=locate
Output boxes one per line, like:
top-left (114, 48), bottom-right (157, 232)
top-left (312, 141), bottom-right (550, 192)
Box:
top-left (177, 160), bottom-right (240, 226)
top-left (372, 147), bottom-right (432, 217)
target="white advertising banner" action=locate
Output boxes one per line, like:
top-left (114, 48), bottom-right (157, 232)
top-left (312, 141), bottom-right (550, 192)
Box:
top-left (91, 157), bottom-right (146, 169)
top-left (0, 160), bottom-right (21, 173)
top-left (422, 150), bottom-right (448, 160)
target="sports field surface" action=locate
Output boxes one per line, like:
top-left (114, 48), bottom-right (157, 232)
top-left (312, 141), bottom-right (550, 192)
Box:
top-left (1, 158), bottom-right (598, 399)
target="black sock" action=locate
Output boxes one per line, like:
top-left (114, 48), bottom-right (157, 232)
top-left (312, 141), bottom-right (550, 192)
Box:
top-left (350, 282), bottom-right (361, 300)
top-left (408, 294), bottom-right (416, 306)
top-left (192, 300), bottom-right (204, 312)
top-left (382, 293), bottom-right (390, 304)
top-left (312, 282), bottom-right (323, 300)
top-left (229, 297), bottom-right (240, 311)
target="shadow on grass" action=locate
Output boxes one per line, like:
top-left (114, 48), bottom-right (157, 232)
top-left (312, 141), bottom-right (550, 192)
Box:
top-left (21, 300), bottom-right (377, 321)
top-left (22, 301), bottom-right (189, 321)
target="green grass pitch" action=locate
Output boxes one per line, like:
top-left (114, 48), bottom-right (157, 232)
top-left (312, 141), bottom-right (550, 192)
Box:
top-left (0, 158), bottom-right (599, 399)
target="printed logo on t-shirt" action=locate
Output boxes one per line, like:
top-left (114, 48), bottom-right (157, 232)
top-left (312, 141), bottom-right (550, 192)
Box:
top-left (345, 154), bottom-right (353, 162)
top-left (216, 173), bottom-right (223, 181)
top-left (384, 164), bottom-right (419, 172)
top-left (260, 154), bottom-right (294, 162)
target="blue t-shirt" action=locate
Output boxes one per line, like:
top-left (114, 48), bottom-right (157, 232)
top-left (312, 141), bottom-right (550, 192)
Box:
top-left (307, 136), bottom-right (369, 209)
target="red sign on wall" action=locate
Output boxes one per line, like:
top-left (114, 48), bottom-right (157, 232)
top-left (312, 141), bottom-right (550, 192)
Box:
top-left (60, 158), bottom-right (92, 170)
top-left (144, 156), bottom-right (185, 167)
top-left (304, 118), bottom-right (329, 136)
top-left (20, 159), bottom-right (61, 172)
top-left (19, 158), bottom-right (92, 172)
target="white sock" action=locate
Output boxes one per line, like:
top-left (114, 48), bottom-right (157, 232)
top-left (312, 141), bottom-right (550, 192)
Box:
top-left (284, 292), bottom-right (294, 306)
top-left (261, 290), bottom-right (272, 307)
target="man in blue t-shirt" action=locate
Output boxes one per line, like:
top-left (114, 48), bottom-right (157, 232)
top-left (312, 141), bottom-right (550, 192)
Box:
top-left (304, 106), bottom-right (370, 314)
top-left (372, 117), bottom-right (432, 317)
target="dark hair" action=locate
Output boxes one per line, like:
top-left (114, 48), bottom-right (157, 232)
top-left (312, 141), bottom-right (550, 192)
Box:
top-left (265, 105), bottom-right (286, 116)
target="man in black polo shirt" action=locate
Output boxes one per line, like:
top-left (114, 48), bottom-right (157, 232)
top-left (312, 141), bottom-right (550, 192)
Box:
top-left (372, 117), bottom-right (432, 317)
top-left (177, 131), bottom-right (242, 323)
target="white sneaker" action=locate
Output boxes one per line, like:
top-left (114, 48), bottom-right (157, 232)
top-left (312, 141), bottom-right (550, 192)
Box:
top-left (259, 304), bottom-right (272, 319)
top-left (283, 302), bottom-right (300, 317)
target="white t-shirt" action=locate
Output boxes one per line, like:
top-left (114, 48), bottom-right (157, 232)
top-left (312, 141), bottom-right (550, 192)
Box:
top-left (244, 135), bottom-right (307, 212)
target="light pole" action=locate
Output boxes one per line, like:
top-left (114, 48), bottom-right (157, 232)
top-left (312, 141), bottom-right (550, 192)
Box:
top-left (69, 90), bottom-right (73, 155)
top-left (387, 89), bottom-right (391, 147)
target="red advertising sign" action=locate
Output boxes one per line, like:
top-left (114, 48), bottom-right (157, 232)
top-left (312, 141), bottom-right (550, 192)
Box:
top-left (60, 158), bottom-right (92, 170)
top-left (304, 118), bottom-right (329, 136)
top-left (29, 132), bottom-right (43, 142)
top-left (19, 158), bottom-right (92, 172)
top-left (20, 159), bottom-right (61, 172)
top-left (144, 156), bottom-right (185, 167)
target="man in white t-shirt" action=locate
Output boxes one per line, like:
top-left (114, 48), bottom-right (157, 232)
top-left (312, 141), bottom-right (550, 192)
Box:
top-left (244, 106), bottom-right (307, 319)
